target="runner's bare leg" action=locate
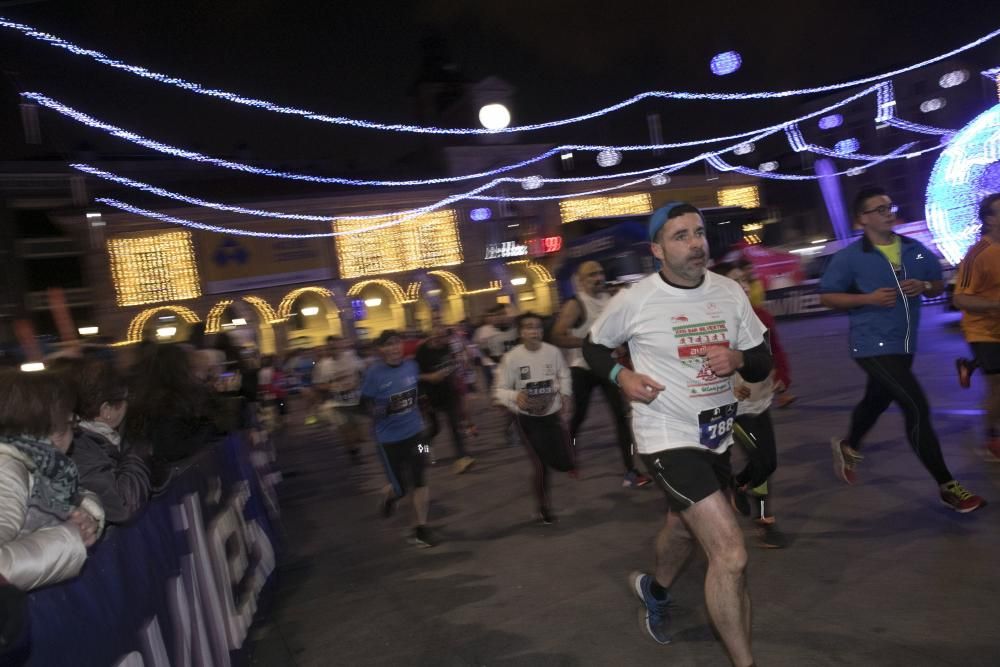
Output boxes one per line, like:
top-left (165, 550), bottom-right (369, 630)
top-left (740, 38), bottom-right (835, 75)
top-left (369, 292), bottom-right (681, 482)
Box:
top-left (680, 490), bottom-right (753, 667)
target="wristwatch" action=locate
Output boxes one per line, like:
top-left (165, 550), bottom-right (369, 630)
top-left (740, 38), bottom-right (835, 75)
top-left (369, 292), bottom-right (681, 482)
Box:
top-left (923, 281), bottom-right (932, 292)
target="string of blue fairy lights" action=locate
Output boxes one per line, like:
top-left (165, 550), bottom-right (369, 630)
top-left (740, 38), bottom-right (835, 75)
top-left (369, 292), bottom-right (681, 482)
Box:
top-left (4, 16), bottom-right (997, 134)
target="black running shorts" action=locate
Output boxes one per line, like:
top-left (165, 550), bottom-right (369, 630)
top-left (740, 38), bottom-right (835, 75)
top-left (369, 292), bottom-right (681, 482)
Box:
top-left (640, 447), bottom-right (732, 512)
top-left (376, 434), bottom-right (428, 497)
top-left (971, 342), bottom-right (1000, 375)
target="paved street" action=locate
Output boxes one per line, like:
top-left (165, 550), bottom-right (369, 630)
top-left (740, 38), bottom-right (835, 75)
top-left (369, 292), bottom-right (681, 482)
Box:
top-left (250, 306), bottom-right (1000, 667)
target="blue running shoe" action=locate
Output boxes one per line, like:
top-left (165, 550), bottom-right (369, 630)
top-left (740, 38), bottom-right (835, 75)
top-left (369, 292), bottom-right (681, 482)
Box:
top-left (628, 571), bottom-right (672, 644)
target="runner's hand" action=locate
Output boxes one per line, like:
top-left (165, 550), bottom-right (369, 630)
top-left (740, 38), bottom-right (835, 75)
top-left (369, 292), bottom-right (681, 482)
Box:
top-left (866, 287), bottom-right (898, 307)
top-left (899, 279), bottom-right (925, 297)
top-left (705, 346), bottom-right (742, 377)
top-left (618, 368), bottom-right (664, 403)
top-left (515, 391), bottom-right (531, 411)
top-left (734, 384), bottom-right (751, 400)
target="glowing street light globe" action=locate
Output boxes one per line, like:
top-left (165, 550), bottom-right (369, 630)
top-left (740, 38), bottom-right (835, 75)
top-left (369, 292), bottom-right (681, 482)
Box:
top-left (925, 103), bottom-right (1000, 265)
top-left (478, 103), bottom-right (511, 131)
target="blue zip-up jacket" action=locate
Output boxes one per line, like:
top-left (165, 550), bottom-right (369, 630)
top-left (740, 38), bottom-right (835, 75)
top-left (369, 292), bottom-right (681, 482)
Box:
top-left (819, 233), bottom-right (942, 358)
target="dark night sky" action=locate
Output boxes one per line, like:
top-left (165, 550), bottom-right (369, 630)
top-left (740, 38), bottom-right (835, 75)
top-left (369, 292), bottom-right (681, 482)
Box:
top-left (1, 0), bottom-right (999, 175)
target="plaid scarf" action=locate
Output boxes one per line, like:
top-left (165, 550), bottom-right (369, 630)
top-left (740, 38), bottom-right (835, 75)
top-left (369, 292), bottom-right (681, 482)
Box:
top-left (0, 434), bottom-right (79, 519)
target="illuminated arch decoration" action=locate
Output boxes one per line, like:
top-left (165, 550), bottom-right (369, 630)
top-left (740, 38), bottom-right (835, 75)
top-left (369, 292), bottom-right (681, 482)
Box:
top-left (463, 281), bottom-right (503, 296)
top-left (508, 260), bottom-right (556, 284)
top-left (346, 279), bottom-right (410, 304)
top-left (407, 270), bottom-right (468, 300)
top-left (277, 286), bottom-right (336, 320)
top-left (241, 295), bottom-right (280, 324)
top-left (207, 296), bottom-right (280, 333)
top-left (428, 270), bottom-right (466, 294)
top-left (925, 103), bottom-right (1000, 265)
top-left (126, 305), bottom-right (200, 343)
top-left (205, 300), bottom-right (234, 334)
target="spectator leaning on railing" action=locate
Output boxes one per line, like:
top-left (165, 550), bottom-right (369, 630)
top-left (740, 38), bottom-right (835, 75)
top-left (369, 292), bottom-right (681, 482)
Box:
top-left (65, 358), bottom-right (151, 524)
top-left (0, 369), bottom-right (105, 591)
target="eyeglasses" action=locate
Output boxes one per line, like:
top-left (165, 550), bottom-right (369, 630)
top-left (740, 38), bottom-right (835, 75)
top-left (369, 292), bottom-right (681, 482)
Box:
top-left (862, 203), bottom-right (899, 216)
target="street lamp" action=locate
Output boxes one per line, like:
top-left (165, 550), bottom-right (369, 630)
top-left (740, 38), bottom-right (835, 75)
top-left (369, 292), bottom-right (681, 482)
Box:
top-left (478, 103), bottom-right (511, 131)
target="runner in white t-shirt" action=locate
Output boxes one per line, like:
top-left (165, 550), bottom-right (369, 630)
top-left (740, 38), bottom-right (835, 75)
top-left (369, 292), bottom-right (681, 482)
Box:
top-left (584, 202), bottom-right (771, 667)
top-left (494, 312), bottom-right (574, 524)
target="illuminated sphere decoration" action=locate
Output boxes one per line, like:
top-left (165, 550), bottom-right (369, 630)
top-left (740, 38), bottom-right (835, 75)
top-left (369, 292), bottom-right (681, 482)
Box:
top-left (818, 114), bottom-right (843, 130)
top-left (596, 149), bottom-right (622, 167)
top-left (470, 207), bottom-right (493, 222)
top-left (938, 69), bottom-right (969, 89)
top-left (521, 175), bottom-right (544, 191)
top-left (920, 98), bottom-right (946, 113)
top-left (834, 138), bottom-right (860, 154)
top-left (650, 173), bottom-right (671, 186)
top-left (478, 103), bottom-right (511, 131)
top-left (759, 161), bottom-right (779, 172)
top-left (925, 103), bottom-right (1000, 265)
top-left (733, 142), bottom-right (755, 156)
top-left (710, 51), bottom-right (742, 76)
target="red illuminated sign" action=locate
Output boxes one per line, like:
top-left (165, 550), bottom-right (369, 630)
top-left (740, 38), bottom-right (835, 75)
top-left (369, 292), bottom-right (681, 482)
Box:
top-left (526, 236), bottom-right (563, 256)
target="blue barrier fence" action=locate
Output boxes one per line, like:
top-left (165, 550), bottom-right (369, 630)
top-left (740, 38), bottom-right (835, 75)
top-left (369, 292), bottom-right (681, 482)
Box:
top-left (4, 432), bottom-right (281, 667)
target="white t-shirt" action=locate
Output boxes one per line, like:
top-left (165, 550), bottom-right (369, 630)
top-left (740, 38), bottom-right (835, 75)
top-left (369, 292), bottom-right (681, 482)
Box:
top-left (734, 371), bottom-right (774, 417)
top-left (564, 291), bottom-right (611, 369)
top-left (589, 272), bottom-right (766, 455)
top-left (473, 324), bottom-right (518, 366)
top-left (313, 351), bottom-right (366, 406)
top-left (494, 342), bottom-right (572, 416)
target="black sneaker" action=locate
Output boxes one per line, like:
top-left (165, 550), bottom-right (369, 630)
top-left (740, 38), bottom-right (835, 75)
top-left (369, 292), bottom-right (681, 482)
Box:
top-left (409, 525), bottom-right (439, 548)
top-left (538, 507), bottom-right (557, 525)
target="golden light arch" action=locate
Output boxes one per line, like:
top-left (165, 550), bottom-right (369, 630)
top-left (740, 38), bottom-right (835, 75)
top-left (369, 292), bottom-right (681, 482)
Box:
top-left (406, 271), bottom-right (467, 299)
top-left (125, 304), bottom-right (201, 343)
top-left (347, 279), bottom-right (409, 304)
top-left (205, 299), bottom-right (235, 334)
top-left (277, 286), bottom-right (336, 320)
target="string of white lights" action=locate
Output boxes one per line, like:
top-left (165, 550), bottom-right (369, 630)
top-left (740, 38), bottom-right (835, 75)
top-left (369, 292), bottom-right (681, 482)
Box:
top-left (706, 141), bottom-right (946, 180)
top-left (92, 135), bottom-right (948, 239)
top-left (875, 81), bottom-right (952, 135)
top-left (74, 128), bottom-right (946, 221)
top-left (26, 84), bottom-right (885, 187)
top-left (5, 16), bottom-right (997, 134)
top-left (98, 139), bottom-right (944, 236)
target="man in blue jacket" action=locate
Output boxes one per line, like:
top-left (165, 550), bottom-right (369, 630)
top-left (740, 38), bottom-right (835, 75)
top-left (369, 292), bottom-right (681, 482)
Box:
top-left (820, 186), bottom-right (984, 513)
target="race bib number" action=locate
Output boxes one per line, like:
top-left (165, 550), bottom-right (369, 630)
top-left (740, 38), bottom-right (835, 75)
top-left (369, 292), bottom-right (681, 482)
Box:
top-left (698, 403), bottom-right (738, 450)
top-left (333, 388), bottom-right (361, 404)
top-left (387, 388), bottom-right (418, 415)
top-left (524, 380), bottom-right (555, 414)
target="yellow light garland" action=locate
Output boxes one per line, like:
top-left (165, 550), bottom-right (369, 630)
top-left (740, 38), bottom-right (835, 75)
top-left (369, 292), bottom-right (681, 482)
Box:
top-left (334, 209), bottom-right (462, 279)
top-left (346, 279), bottom-right (409, 303)
top-left (205, 300), bottom-right (234, 333)
top-left (277, 286), bottom-right (335, 320)
top-left (559, 193), bottom-right (652, 224)
top-left (718, 186), bottom-right (761, 209)
top-left (125, 305), bottom-right (200, 343)
top-left (107, 231), bottom-right (201, 306)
